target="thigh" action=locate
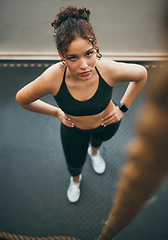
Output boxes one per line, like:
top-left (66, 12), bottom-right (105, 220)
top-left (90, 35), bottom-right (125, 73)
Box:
top-left (92, 120), bottom-right (121, 142)
top-left (60, 124), bottom-right (90, 168)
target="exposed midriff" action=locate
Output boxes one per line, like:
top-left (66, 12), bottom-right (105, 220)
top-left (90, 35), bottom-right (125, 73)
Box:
top-left (66, 100), bottom-right (114, 129)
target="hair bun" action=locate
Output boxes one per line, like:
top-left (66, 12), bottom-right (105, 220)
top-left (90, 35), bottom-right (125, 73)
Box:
top-left (51, 6), bottom-right (90, 29)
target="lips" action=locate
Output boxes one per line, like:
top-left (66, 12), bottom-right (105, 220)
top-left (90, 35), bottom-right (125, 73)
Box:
top-left (79, 71), bottom-right (91, 76)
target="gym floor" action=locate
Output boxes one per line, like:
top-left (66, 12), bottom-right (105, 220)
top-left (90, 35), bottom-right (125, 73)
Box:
top-left (0, 61), bottom-right (168, 240)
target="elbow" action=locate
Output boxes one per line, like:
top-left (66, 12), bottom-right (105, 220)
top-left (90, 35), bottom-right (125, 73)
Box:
top-left (15, 90), bottom-right (26, 107)
top-left (15, 91), bottom-right (20, 103)
top-left (15, 91), bottom-right (22, 104)
top-left (16, 90), bottom-right (33, 110)
top-left (142, 66), bottom-right (148, 84)
top-left (137, 65), bottom-right (148, 88)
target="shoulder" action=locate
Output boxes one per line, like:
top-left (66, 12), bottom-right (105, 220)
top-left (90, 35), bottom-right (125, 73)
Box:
top-left (96, 58), bottom-right (147, 84)
top-left (39, 62), bottom-right (66, 95)
top-left (16, 62), bottom-right (66, 102)
top-left (96, 58), bottom-right (118, 73)
top-left (41, 62), bottom-right (65, 81)
top-left (95, 58), bottom-right (119, 86)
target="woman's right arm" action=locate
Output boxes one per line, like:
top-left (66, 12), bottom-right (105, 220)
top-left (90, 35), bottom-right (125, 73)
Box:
top-left (16, 64), bottom-right (74, 127)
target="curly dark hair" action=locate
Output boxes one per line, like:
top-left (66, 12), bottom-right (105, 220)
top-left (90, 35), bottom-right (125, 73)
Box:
top-left (51, 5), bottom-right (102, 59)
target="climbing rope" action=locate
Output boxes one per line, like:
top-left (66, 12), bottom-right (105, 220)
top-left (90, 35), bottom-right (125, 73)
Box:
top-left (0, 232), bottom-right (80, 240)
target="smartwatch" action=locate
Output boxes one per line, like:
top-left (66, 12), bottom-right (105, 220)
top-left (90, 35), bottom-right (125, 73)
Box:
top-left (119, 103), bottom-right (128, 113)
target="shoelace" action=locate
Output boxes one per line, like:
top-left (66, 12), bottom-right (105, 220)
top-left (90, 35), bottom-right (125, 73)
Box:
top-left (70, 183), bottom-right (80, 195)
top-left (92, 154), bottom-right (102, 166)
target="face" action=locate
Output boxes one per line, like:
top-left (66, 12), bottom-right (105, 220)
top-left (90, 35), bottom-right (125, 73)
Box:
top-left (59, 37), bottom-right (97, 80)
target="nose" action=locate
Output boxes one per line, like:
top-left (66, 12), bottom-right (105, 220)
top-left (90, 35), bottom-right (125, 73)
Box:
top-left (79, 58), bottom-right (88, 69)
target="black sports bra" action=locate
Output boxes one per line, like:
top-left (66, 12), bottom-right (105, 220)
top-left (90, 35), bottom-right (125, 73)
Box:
top-left (53, 66), bottom-right (113, 116)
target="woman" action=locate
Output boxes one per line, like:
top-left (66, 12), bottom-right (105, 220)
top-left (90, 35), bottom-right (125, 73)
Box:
top-left (16, 6), bottom-right (147, 203)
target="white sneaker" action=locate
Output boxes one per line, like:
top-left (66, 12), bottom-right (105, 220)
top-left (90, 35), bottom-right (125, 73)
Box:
top-left (67, 174), bottom-right (82, 203)
top-left (88, 146), bottom-right (106, 174)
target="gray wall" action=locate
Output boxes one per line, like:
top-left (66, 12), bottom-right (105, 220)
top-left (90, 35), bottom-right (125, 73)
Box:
top-left (0, 0), bottom-right (167, 59)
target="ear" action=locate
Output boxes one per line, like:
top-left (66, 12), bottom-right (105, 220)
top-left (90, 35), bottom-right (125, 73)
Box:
top-left (94, 41), bottom-right (98, 53)
top-left (95, 41), bottom-right (98, 49)
top-left (58, 50), bottom-right (64, 60)
top-left (92, 41), bottom-right (97, 50)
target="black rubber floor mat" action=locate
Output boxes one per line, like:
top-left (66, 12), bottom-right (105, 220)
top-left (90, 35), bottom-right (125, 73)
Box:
top-left (0, 62), bottom-right (168, 240)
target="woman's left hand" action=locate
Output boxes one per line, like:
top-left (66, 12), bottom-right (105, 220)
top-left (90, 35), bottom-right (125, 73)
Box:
top-left (101, 105), bottom-right (124, 127)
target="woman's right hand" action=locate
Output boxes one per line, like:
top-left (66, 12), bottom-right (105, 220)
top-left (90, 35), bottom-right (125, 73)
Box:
top-left (56, 108), bottom-right (75, 128)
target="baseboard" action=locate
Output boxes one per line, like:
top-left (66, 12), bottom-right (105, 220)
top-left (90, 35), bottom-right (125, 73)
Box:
top-left (0, 52), bottom-right (168, 61)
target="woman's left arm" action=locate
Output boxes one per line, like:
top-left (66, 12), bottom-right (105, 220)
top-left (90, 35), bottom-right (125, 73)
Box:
top-left (118, 62), bottom-right (147, 108)
top-left (102, 62), bottom-right (147, 126)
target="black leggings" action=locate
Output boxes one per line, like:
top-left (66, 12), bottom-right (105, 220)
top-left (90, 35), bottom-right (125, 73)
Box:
top-left (60, 121), bottom-right (121, 176)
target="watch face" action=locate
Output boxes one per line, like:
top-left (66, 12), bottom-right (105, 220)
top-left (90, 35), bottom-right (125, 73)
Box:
top-left (119, 103), bottom-right (128, 112)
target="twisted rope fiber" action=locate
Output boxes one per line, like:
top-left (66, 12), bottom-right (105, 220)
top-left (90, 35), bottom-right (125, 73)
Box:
top-left (0, 232), bottom-right (80, 240)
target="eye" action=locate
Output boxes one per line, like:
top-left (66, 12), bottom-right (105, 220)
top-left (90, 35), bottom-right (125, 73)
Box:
top-left (67, 56), bottom-right (77, 61)
top-left (86, 52), bottom-right (93, 57)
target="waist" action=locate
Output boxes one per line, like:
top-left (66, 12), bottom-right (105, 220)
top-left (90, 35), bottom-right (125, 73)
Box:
top-left (66, 100), bottom-right (115, 130)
